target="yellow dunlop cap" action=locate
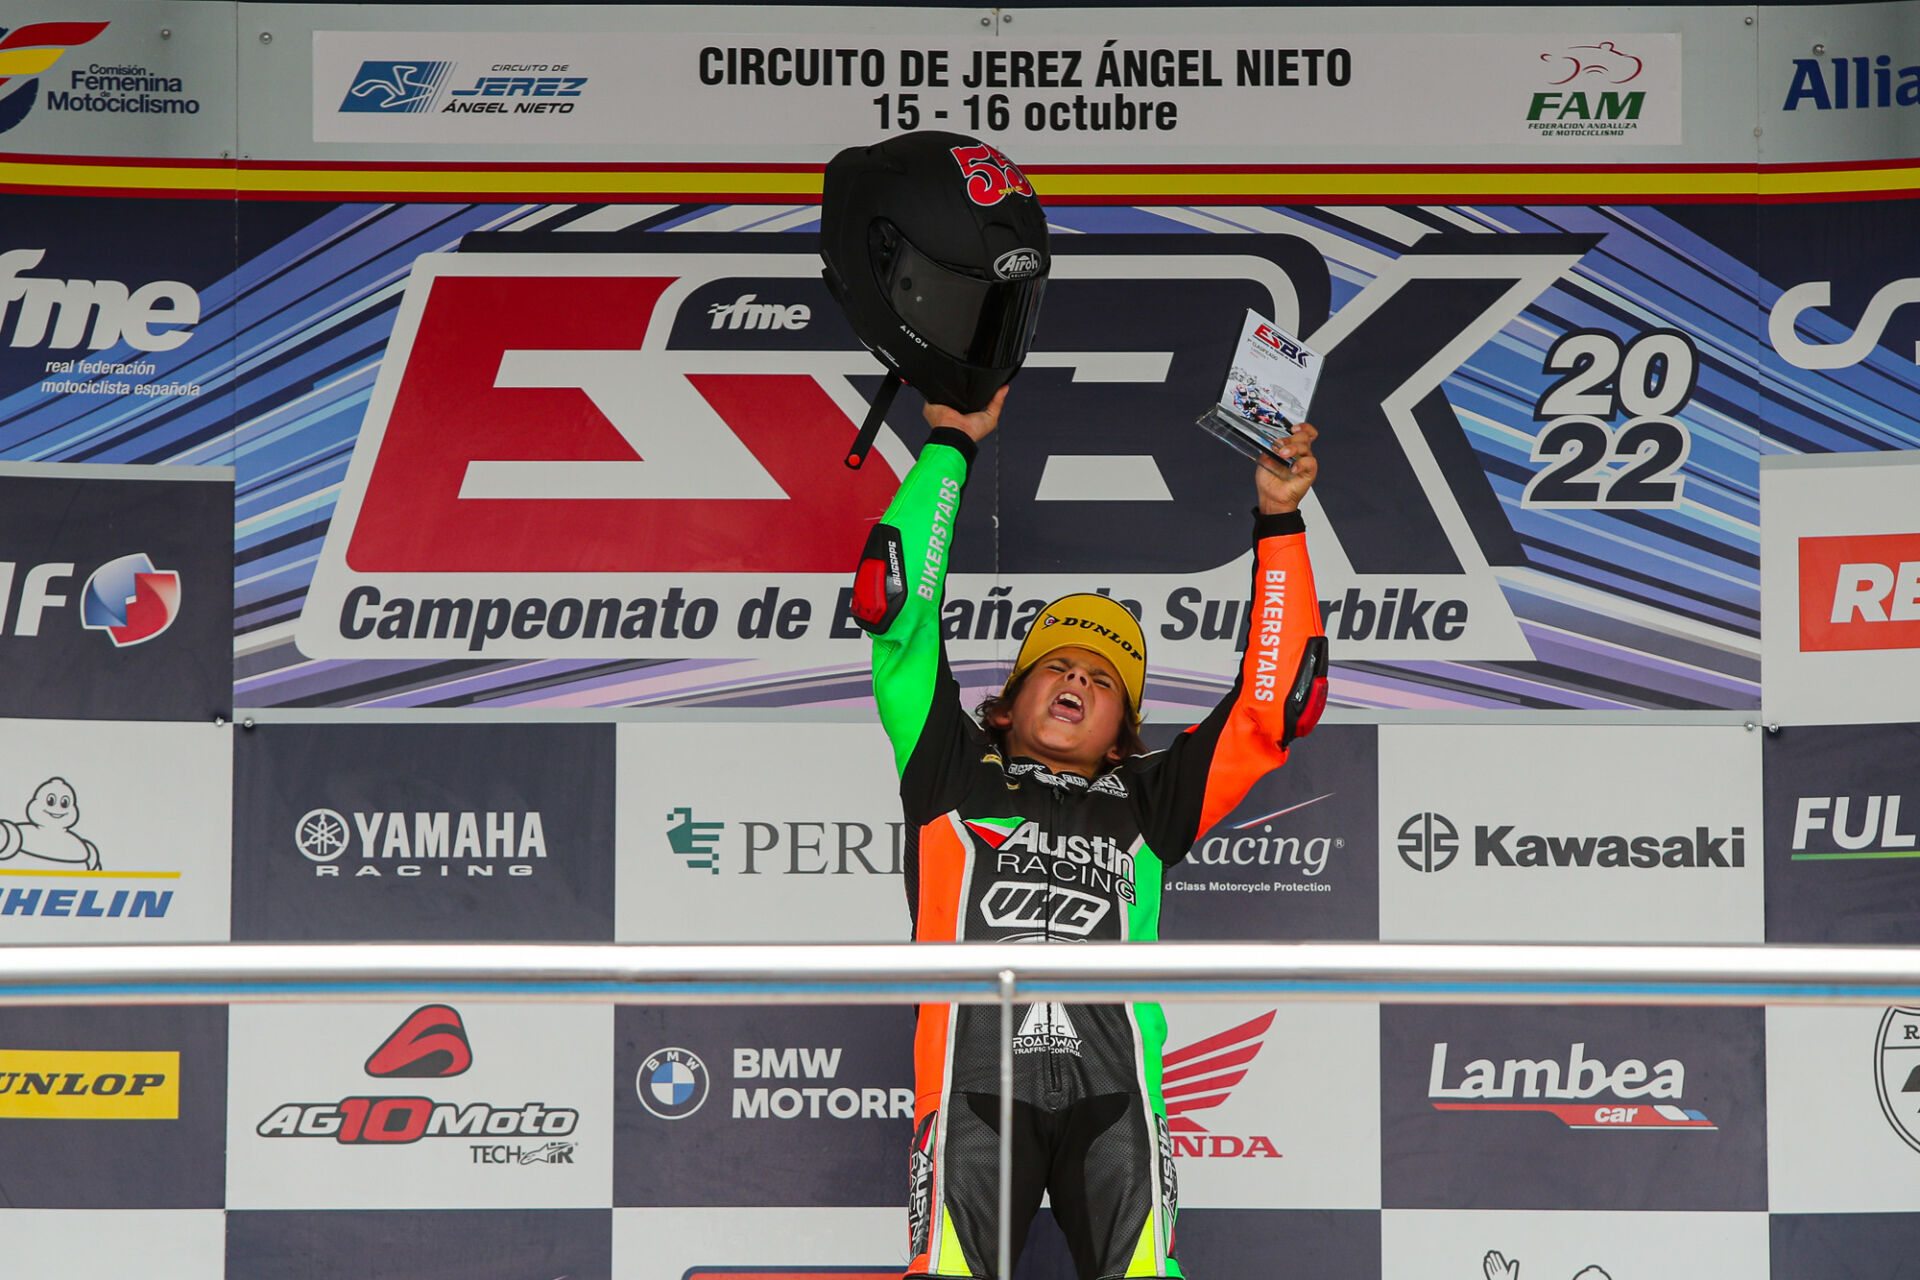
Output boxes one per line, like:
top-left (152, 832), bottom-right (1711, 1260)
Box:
top-left (1009, 593), bottom-right (1147, 722)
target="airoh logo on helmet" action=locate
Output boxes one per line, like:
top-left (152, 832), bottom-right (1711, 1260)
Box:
top-left (994, 248), bottom-right (1043, 281)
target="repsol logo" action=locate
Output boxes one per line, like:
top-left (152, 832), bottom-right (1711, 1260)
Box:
top-left (0, 1050), bottom-right (178, 1119)
top-left (1475, 824), bottom-right (1745, 869)
top-left (256, 1098), bottom-right (578, 1143)
top-left (729, 1045), bottom-right (913, 1120)
top-left (0, 249), bottom-right (200, 352)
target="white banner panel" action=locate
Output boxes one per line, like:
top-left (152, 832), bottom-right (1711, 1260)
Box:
top-left (309, 28), bottom-right (1682, 150)
top-left (0, 719), bottom-right (230, 941)
top-left (1761, 452), bottom-right (1920, 726)
top-left (1767, 1005), bottom-right (1920, 1212)
top-left (226, 1003), bottom-right (614, 1209)
top-left (614, 1206), bottom-right (902, 1278)
top-left (0, 1209), bottom-right (226, 1279)
top-left (1381, 1207), bottom-right (1771, 1280)
top-left (616, 721), bottom-right (910, 943)
top-left (1162, 1001), bottom-right (1380, 1210)
top-left (1377, 724), bottom-right (1764, 942)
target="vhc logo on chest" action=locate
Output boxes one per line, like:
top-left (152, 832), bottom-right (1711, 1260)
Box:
top-left (964, 818), bottom-right (1136, 904)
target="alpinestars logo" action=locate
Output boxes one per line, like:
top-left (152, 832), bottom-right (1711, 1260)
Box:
top-left (256, 1006), bottom-right (579, 1146)
top-left (1014, 1002), bottom-right (1083, 1056)
top-left (1162, 1012), bottom-right (1281, 1158)
top-left (79, 553), bottom-right (180, 647)
top-left (1428, 1041), bottom-right (1714, 1129)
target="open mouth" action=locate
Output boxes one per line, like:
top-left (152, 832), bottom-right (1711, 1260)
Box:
top-left (1049, 692), bottom-right (1085, 724)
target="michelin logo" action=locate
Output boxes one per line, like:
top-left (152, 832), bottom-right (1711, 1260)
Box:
top-left (0, 777), bottom-right (100, 870)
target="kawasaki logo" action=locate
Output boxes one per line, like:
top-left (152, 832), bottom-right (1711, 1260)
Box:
top-left (1398, 813), bottom-right (1745, 870)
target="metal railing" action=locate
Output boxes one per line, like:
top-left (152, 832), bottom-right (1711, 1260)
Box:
top-left (7, 939), bottom-right (1920, 1278)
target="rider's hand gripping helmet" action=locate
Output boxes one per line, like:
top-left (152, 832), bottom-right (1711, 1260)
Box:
top-left (821, 131), bottom-right (1050, 467)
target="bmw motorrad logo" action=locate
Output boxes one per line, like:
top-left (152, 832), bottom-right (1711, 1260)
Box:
top-left (637, 1046), bottom-right (709, 1120)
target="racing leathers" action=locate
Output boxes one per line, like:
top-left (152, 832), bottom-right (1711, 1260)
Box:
top-left (852, 426), bottom-right (1328, 1280)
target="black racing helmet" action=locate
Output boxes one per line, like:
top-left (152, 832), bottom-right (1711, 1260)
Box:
top-left (821, 131), bottom-right (1049, 467)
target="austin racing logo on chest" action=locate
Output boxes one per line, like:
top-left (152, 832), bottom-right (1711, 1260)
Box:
top-left (983, 820), bottom-right (1136, 905)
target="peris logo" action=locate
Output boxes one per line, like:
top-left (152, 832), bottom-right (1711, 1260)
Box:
top-left (293, 807), bottom-right (547, 877)
top-left (1428, 1040), bottom-right (1714, 1129)
top-left (1162, 1011), bottom-right (1282, 1158)
top-left (1874, 1007), bottom-right (1920, 1153)
top-left (663, 806), bottom-right (903, 876)
top-left (0, 1048), bottom-right (178, 1119)
top-left (257, 1005), bottom-right (579, 1156)
top-left (1397, 812), bottom-right (1744, 870)
top-left (1784, 53), bottom-right (1920, 111)
top-left (1791, 794), bottom-right (1917, 861)
top-left (0, 776), bottom-right (175, 920)
top-left (1525, 41), bottom-right (1647, 138)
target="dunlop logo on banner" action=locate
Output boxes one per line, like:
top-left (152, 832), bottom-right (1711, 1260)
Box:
top-left (0, 1049), bottom-right (179, 1119)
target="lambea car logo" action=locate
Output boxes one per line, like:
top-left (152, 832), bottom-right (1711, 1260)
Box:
top-left (79, 553), bottom-right (181, 647)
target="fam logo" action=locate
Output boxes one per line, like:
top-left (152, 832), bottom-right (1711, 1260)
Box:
top-left (1163, 1011), bottom-right (1282, 1158)
top-left (0, 776), bottom-right (177, 919)
top-left (1526, 41), bottom-right (1649, 137)
top-left (2, 552), bottom-right (183, 647)
top-left (637, 1042), bottom-right (913, 1123)
top-left (1874, 1007), bottom-right (1920, 1153)
top-left (0, 21), bottom-right (107, 134)
top-left (257, 1005), bottom-right (580, 1157)
top-left (1394, 811), bottom-right (1745, 871)
top-left (1483, 1253), bottom-right (1612, 1280)
top-left (1428, 1039), bottom-right (1715, 1130)
top-left (340, 61), bottom-right (455, 113)
top-left (1796, 532), bottom-right (1920, 652)
top-left (0, 1047), bottom-right (178, 1118)
top-left (1784, 53), bottom-right (1920, 112)
top-left (292, 806), bottom-right (548, 878)
top-left (663, 806), bottom-right (903, 877)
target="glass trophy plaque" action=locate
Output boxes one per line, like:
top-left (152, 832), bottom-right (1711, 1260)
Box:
top-left (1196, 309), bottom-right (1323, 466)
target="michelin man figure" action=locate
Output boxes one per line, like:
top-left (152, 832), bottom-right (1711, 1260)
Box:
top-left (0, 777), bottom-right (102, 870)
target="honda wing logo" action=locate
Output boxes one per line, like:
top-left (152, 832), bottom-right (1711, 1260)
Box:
top-left (1161, 1011), bottom-right (1282, 1158)
top-left (299, 238), bottom-right (1588, 662)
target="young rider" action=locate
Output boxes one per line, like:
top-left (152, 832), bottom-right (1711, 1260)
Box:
top-left (849, 386), bottom-right (1329, 1280)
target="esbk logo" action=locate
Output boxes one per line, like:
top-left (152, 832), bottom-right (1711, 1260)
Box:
top-left (340, 60), bottom-right (455, 113)
top-left (79, 553), bottom-right (180, 647)
top-left (0, 21), bottom-right (107, 134)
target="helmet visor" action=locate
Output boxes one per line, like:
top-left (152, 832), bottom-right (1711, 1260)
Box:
top-left (873, 226), bottom-right (1046, 369)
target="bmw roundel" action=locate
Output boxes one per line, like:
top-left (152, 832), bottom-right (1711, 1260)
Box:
top-left (636, 1046), bottom-right (709, 1119)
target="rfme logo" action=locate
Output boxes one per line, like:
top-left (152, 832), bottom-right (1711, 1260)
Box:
top-left (707, 293), bottom-right (811, 331)
top-left (340, 61), bottom-right (454, 113)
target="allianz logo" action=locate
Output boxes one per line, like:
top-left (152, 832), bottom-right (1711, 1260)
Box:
top-left (294, 807), bottom-right (547, 877)
top-left (706, 292), bottom-right (811, 331)
top-left (1397, 811), bottom-right (1745, 872)
top-left (730, 1045), bottom-right (912, 1120)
